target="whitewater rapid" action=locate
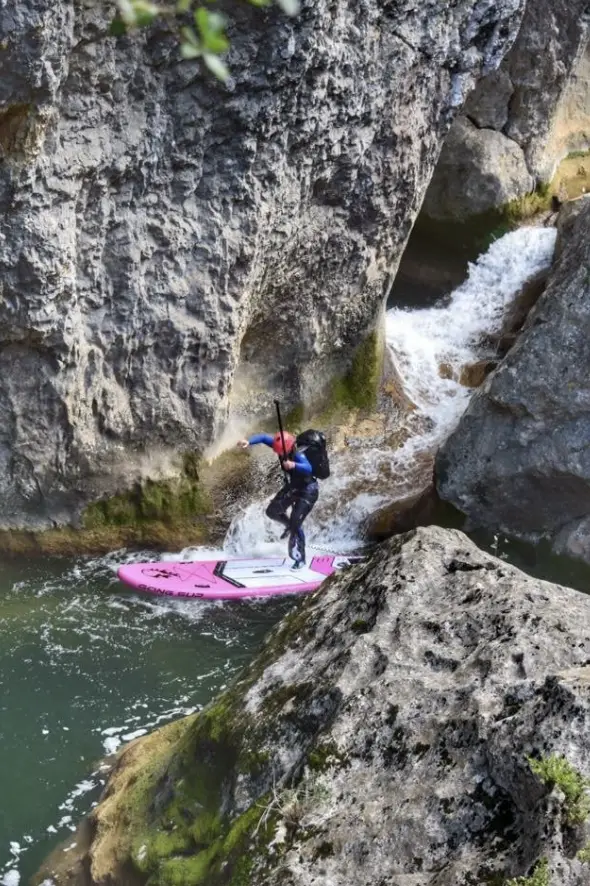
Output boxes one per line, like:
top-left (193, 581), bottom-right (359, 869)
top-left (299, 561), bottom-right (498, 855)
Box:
top-left (227, 226), bottom-right (557, 554)
top-left (0, 226), bottom-right (558, 886)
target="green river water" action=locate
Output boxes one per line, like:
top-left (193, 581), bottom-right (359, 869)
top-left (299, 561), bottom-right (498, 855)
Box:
top-left (0, 548), bottom-right (293, 885)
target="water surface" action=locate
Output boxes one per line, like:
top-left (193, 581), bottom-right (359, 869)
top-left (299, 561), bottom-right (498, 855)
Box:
top-left (0, 550), bottom-right (293, 885)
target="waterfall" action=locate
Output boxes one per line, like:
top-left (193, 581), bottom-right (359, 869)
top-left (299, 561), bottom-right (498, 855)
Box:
top-left (222, 227), bottom-right (557, 556)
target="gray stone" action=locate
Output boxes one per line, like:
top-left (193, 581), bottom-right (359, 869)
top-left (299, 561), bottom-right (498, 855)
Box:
top-left (422, 117), bottom-right (534, 220)
top-left (52, 526), bottom-right (590, 886)
top-left (504, 0), bottom-right (590, 177)
top-left (423, 0), bottom-right (590, 220)
top-left (436, 201), bottom-right (590, 557)
top-left (463, 68), bottom-right (514, 130)
top-left (0, 0), bottom-right (527, 529)
top-left (541, 43), bottom-right (590, 175)
top-left (555, 193), bottom-right (590, 257)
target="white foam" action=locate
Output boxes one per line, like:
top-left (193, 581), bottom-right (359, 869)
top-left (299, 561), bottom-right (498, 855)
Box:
top-left (385, 226), bottom-right (556, 447)
top-left (225, 227), bottom-right (557, 553)
top-left (58, 780), bottom-right (96, 812)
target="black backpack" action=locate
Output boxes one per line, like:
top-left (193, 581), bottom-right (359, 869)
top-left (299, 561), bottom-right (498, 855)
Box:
top-left (296, 429), bottom-right (330, 480)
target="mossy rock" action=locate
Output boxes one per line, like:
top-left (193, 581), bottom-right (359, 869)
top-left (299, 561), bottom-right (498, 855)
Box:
top-left (329, 328), bottom-right (383, 415)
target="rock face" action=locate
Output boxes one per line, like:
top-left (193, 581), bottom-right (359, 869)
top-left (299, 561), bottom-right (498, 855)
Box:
top-left (0, 0), bottom-right (528, 529)
top-left (422, 117), bottom-right (534, 220)
top-left (423, 0), bottom-right (590, 219)
top-left (38, 526), bottom-right (590, 886)
top-left (437, 202), bottom-right (590, 559)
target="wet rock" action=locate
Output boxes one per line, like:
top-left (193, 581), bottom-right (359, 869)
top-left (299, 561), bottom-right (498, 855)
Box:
top-left (0, 0), bottom-right (527, 530)
top-left (489, 267), bottom-right (550, 357)
top-left (40, 526), bottom-right (590, 886)
top-left (437, 201), bottom-right (590, 563)
top-left (422, 117), bottom-right (534, 221)
top-left (459, 359), bottom-right (498, 387)
top-left (555, 194), bottom-right (590, 258)
top-left (439, 362), bottom-right (457, 381)
top-left (362, 483), bottom-right (439, 540)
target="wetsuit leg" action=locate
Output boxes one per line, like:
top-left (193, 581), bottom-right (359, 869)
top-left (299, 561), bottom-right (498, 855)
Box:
top-left (287, 483), bottom-right (319, 564)
top-left (266, 486), bottom-right (295, 532)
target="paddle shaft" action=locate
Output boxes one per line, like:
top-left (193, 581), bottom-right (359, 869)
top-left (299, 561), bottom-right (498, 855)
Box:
top-left (274, 399), bottom-right (290, 484)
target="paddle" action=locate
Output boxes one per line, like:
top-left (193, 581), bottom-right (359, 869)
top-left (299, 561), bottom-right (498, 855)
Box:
top-left (274, 399), bottom-right (290, 485)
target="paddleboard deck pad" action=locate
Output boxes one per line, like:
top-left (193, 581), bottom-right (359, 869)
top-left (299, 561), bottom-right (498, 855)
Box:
top-left (117, 555), bottom-right (364, 600)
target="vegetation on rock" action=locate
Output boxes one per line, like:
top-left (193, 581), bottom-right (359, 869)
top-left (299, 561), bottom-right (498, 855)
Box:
top-left (528, 755), bottom-right (590, 825)
top-left (505, 858), bottom-right (550, 886)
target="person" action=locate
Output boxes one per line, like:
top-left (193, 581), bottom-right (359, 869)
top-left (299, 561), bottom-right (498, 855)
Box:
top-left (236, 431), bottom-right (319, 568)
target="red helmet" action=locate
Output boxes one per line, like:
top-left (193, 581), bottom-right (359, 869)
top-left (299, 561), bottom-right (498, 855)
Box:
top-left (272, 432), bottom-right (296, 456)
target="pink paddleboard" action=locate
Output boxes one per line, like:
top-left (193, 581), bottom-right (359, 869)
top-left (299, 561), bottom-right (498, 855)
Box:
top-left (117, 555), bottom-right (363, 600)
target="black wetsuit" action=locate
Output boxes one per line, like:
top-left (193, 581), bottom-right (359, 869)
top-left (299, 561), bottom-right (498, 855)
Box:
top-left (248, 434), bottom-right (319, 564)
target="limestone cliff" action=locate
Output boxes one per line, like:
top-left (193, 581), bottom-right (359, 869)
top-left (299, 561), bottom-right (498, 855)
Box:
top-left (0, 0), bottom-right (527, 529)
top-left (423, 0), bottom-right (590, 220)
top-left (437, 201), bottom-right (590, 563)
top-left (36, 527), bottom-right (590, 886)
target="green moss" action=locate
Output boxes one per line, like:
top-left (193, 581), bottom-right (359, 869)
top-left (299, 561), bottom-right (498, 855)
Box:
top-left (505, 857), bottom-right (550, 886)
top-left (237, 747), bottom-right (270, 778)
top-left (330, 329), bottom-right (382, 413)
top-left (566, 149), bottom-right (590, 160)
top-left (351, 618), bottom-right (369, 634)
top-left (158, 841), bottom-right (222, 886)
top-left (82, 473), bottom-right (212, 532)
top-left (419, 180), bottom-right (553, 259)
top-left (132, 829), bottom-right (192, 874)
top-left (308, 740), bottom-right (348, 772)
top-left (190, 811), bottom-right (223, 845)
top-left (528, 755), bottom-right (590, 825)
top-left (577, 842), bottom-right (590, 863)
top-left (223, 805), bottom-right (261, 854)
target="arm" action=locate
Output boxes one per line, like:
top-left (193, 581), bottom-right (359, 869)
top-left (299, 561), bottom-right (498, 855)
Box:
top-left (290, 452), bottom-right (313, 474)
top-left (247, 434), bottom-right (274, 447)
top-left (236, 433), bottom-right (275, 449)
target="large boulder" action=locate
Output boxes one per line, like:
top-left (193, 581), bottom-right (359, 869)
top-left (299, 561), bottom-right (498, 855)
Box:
top-left (422, 116), bottom-right (534, 220)
top-left (423, 0), bottom-right (590, 220)
top-left (0, 0), bottom-right (529, 529)
top-left (436, 201), bottom-right (590, 560)
top-left (36, 526), bottom-right (590, 886)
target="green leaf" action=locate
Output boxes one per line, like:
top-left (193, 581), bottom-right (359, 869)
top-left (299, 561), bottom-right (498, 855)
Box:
top-left (131, 0), bottom-right (160, 26)
top-left (203, 32), bottom-right (229, 53)
top-left (275, 0), bottom-right (300, 14)
top-left (176, 0), bottom-right (191, 10)
top-left (116, 0), bottom-right (137, 25)
top-left (203, 52), bottom-right (229, 81)
top-left (194, 7), bottom-right (228, 53)
top-left (248, 0), bottom-right (272, 6)
top-left (206, 11), bottom-right (226, 31)
top-left (109, 16), bottom-right (128, 36)
top-left (180, 41), bottom-right (202, 59)
top-left (194, 6), bottom-right (210, 37)
top-left (180, 25), bottom-right (199, 45)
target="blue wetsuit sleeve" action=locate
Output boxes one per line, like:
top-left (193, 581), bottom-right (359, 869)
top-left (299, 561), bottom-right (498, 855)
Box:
top-left (247, 433), bottom-right (274, 447)
top-left (292, 452), bottom-right (313, 474)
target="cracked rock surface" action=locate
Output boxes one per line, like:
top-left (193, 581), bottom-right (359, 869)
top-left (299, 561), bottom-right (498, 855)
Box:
top-left (48, 526), bottom-right (590, 886)
top-left (436, 201), bottom-right (590, 562)
top-left (423, 0), bottom-right (590, 219)
top-left (0, 0), bottom-right (527, 528)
